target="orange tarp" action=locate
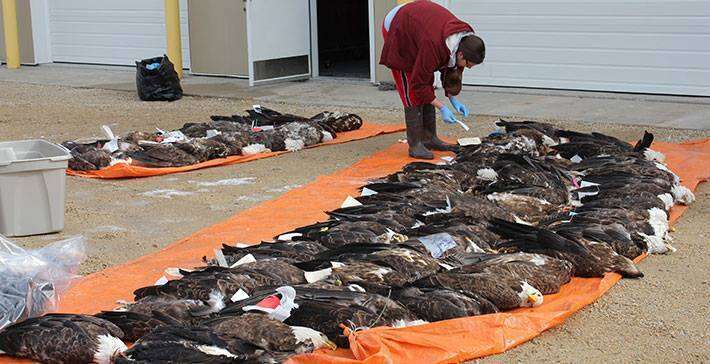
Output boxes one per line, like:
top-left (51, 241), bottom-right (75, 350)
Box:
top-left (66, 122), bottom-right (405, 179)
top-left (1, 139), bottom-right (708, 364)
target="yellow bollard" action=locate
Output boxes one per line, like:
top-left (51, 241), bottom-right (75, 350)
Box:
top-left (164, 0), bottom-right (183, 78)
top-left (1, 0), bottom-right (21, 69)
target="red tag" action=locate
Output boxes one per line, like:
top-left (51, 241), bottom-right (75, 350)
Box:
top-left (155, 136), bottom-right (164, 143)
top-left (255, 295), bottom-right (281, 309)
top-left (252, 127), bottom-right (263, 132)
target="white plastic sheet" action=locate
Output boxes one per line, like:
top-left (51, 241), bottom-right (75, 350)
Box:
top-left (0, 235), bottom-right (86, 330)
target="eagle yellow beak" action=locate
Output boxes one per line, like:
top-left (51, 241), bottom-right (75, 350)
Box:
top-left (528, 294), bottom-right (540, 305)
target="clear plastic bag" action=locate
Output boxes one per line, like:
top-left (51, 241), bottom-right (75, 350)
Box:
top-left (0, 235), bottom-right (86, 331)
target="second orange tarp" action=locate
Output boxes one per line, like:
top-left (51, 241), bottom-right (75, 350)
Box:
top-left (1, 139), bottom-right (707, 364)
top-left (66, 122), bottom-right (405, 179)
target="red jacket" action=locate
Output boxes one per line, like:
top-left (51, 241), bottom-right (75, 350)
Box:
top-left (380, 1), bottom-right (473, 106)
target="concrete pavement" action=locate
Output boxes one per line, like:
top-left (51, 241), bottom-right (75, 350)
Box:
top-left (1, 63), bottom-right (708, 130)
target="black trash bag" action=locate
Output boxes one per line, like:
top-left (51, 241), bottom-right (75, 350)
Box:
top-left (136, 55), bottom-right (183, 101)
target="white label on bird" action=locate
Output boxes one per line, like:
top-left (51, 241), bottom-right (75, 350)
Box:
top-left (277, 232), bottom-right (302, 241)
top-left (102, 139), bottom-right (119, 153)
top-left (154, 276), bottom-right (169, 286)
top-left (214, 249), bottom-right (229, 267)
top-left (205, 129), bottom-right (222, 138)
top-left (161, 130), bottom-right (187, 144)
top-left (417, 233), bottom-right (457, 259)
top-left (440, 156), bottom-right (455, 163)
top-left (231, 289), bottom-right (250, 302)
top-left (341, 196), bottom-right (363, 208)
top-left (458, 137), bottom-right (481, 146)
top-left (230, 253), bottom-right (257, 268)
top-left (361, 187), bottom-right (378, 196)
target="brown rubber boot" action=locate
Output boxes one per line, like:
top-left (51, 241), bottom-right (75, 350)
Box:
top-left (404, 106), bottom-right (434, 160)
top-left (422, 104), bottom-right (459, 152)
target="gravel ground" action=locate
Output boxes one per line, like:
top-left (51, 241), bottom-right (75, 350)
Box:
top-left (1, 81), bottom-right (708, 361)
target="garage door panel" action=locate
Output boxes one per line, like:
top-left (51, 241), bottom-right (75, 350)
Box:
top-left (474, 16), bottom-right (710, 34)
top-left (49, 0), bottom-right (190, 67)
top-left (490, 47), bottom-right (710, 70)
top-left (450, 0), bottom-right (710, 95)
top-left (482, 32), bottom-right (710, 52)
top-left (485, 63), bottom-right (709, 87)
top-left (451, 1), bottom-right (710, 17)
top-left (465, 75), bottom-right (710, 96)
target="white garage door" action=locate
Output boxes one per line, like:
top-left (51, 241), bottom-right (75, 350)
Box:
top-left (450, 0), bottom-right (710, 96)
top-left (48, 0), bottom-right (190, 67)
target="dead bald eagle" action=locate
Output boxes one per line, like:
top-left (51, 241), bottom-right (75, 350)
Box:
top-left (0, 314), bottom-right (126, 364)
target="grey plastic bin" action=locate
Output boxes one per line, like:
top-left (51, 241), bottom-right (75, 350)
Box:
top-left (0, 140), bottom-right (71, 236)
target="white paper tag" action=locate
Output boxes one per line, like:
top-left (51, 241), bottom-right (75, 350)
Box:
top-left (458, 137), bottom-right (481, 146)
top-left (161, 130), bottom-right (187, 144)
top-left (570, 154), bottom-right (583, 163)
top-left (154, 276), bottom-right (169, 286)
top-left (102, 139), bottom-right (119, 153)
top-left (229, 253), bottom-right (257, 268)
top-left (277, 232), bottom-right (302, 241)
top-left (361, 187), bottom-right (378, 196)
top-left (214, 249), bottom-right (229, 267)
top-left (417, 233), bottom-right (457, 258)
top-left (231, 289), bottom-right (250, 302)
top-left (205, 129), bottom-right (222, 138)
top-left (341, 196), bottom-right (363, 208)
top-left (440, 156), bottom-right (454, 163)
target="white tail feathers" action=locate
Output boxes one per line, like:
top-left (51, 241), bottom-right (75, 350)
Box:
top-left (93, 334), bottom-right (127, 364)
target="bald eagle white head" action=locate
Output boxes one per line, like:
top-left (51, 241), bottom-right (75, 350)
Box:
top-left (518, 281), bottom-right (544, 308)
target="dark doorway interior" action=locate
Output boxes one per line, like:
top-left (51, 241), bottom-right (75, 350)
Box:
top-left (317, 0), bottom-right (370, 78)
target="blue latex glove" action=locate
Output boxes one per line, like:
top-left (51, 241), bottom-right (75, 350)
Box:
top-left (449, 96), bottom-right (469, 117)
top-left (439, 106), bottom-right (457, 124)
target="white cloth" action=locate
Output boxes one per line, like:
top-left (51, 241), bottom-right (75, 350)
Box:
top-left (446, 31), bottom-right (475, 68)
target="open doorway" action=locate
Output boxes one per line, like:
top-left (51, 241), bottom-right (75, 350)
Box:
top-left (316, 0), bottom-right (370, 78)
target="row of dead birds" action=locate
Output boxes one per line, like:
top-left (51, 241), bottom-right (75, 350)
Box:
top-left (0, 121), bottom-right (696, 363)
top-left (63, 107), bottom-right (363, 171)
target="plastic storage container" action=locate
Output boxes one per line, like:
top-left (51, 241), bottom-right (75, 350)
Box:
top-left (0, 140), bottom-right (71, 236)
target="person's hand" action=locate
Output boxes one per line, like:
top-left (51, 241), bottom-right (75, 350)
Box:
top-left (439, 106), bottom-right (457, 124)
top-left (449, 96), bottom-right (469, 117)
